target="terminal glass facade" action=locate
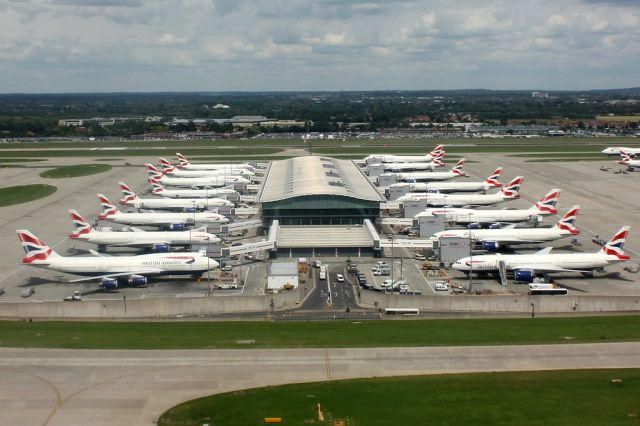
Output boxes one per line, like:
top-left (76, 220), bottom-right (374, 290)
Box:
top-left (262, 195), bottom-right (380, 225)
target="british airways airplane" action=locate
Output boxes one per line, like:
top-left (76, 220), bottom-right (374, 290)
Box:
top-left (17, 230), bottom-right (219, 288)
top-left (452, 226), bottom-right (631, 282)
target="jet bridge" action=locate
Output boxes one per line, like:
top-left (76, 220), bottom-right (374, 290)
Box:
top-left (221, 239), bottom-right (276, 257)
top-left (377, 238), bottom-right (436, 250)
top-left (220, 220), bottom-right (263, 235)
top-left (378, 218), bottom-right (415, 226)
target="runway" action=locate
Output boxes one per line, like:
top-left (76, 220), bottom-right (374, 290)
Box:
top-left (1, 342), bottom-right (639, 426)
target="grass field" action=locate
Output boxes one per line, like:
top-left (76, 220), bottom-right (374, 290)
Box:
top-left (597, 115), bottom-right (640, 122)
top-left (0, 158), bottom-right (46, 163)
top-left (39, 164), bottom-right (112, 178)
top-left (0, 147), bottom-right (285, 158)
top-left (0, 184), bottom-right (57, 207)
top-left (2, 316), bottom-right (640, 350)
top-left (158, 369), bottom-right (640, 426)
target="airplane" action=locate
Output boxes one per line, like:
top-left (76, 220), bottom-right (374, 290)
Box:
top-left (146, 164), bottom-right (250, 188)
top-left (363, 144), bottom-right (445, 164)
top-left (451, 225), bottom-right (631, 282)
top-left (389, 167), bottom-right (502, 195)
top-left (118, 182), bottom-right (233, 211)
top-left (602, 147), bottom-right (640, 156)
top-left (159, 158), bottom-right (255, 177)
top-left (414, 188), bottom-right (561, 225)
top-left (618, 152), bottom-right (640, 170)
top-left (97, 194), bottom-right (229, 230)
top-left (397, 176), bottom-right (523, 207)
top-left (372, 158), bottom-right (445, 173)
top-left (69, 209), bottom-right (221, 251)
top-left (175, 153), bottom-right (257, 171)
top-left (150, 182), bottom-right (239, 199)
top-left (17, 229), bottom-right (219, 289)
top-left (431, 205), bottom-right (580, 251)
top-left (384, 158), bottom-right (469, 180)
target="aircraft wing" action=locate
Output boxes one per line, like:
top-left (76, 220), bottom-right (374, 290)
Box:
top-left (510, 264), bottom-right (588, 273)
top-left (478, 237), bottom-right (547, 244)
top-left (108, 241), bottom-right (171, 247)
top-left (68, 269), bottom-right (164, 282)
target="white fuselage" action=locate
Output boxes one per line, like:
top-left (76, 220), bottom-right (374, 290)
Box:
top-left (126, 197), bottom-right (233, 210)
top-left (602, 147), bottom-right (640, 155)
top-left (72, 230), bottom-right (221, 247)
top-left (365, 154), bottom-right (438, 165)
top-left (394, 171), bottom-right (460, 182)
top-left (622, 159), bottom-right (640, 169)
top-left (452, 252), bottom-right (620, 272)
top-left (381, 162), bottom-right (440, 172)
top-left (433, 227), bottom-right (569, 244)
top-left (398, 192), bottom-right (510, 207)
top-left (180, 163), bottom-right (255, 171)
top-left (416, 207), bottom-right (538, 224)
top-left (155, 175), bottom-right (249, 188)
top-left (166, 169), bottom-right (254, 178)
top-left (28, 253), bottom-right (218, 277)
top-left (101, 211), bottom-right (229, 226)
top-left (390, 181), bottom-right (490, 194)
top-left (154, 187), bottom-right (238, 199)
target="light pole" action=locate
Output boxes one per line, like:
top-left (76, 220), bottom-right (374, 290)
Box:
top-left (390, 235), bottom-right (395, 290)
top-left (468, 222), bottom-right (473, 292)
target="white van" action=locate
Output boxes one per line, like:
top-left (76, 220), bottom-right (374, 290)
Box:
top-left (435, 281), bottom-right (449, 291)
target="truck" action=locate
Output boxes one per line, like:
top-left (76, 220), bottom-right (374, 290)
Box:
top-left (373, 265), bottom-right (391, 276)
top-left (319, 265), bottom-right (327, 280)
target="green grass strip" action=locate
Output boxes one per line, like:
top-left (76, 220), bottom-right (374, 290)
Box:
top-left (159, 369), bottom-right (640, 426)
top-left (0, 184), bottom-right (57, 207)
top-left (39, 164), bottom-right (112, 178)
top-left (2, 316), bottom-right (640, 349)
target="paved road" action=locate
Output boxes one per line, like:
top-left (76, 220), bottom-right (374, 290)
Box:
top-left (1, 342), bottom-right (639, 426)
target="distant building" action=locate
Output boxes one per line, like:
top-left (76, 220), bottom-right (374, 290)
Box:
top-left (532, 91), bottom-right (549, 99)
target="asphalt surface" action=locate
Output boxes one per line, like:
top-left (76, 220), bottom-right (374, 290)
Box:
top-left (1, 342), bottom-right (639, 426)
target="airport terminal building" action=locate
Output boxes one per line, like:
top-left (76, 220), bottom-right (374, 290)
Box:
top-left (259, 156), bottom-right (385, 225)
top-left (259, 156), bottom-right (386, 257)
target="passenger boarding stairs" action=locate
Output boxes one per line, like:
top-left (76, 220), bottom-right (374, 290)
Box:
top-left (498, 260), bottom-right (508, 286)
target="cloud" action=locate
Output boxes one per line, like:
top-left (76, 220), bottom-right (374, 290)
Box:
top-left (0, 0), bottom-right (639, 92)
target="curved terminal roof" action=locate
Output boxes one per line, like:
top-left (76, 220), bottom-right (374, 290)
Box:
top-left (259, 156), bottom-right (385, 203)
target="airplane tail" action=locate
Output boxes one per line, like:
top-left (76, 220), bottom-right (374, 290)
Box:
top-left (430, 144), bottom-right (445, 158)
top-left (159, 158), bottom-right (176, 173)
top-left (484, 167), bottom-right (503, 187)
top-left (600, 226), bottom-right (631, 260)
top-left (145, 163), bottom-right (164, 180)
top-left (532, 188), bottom-right (561, 215)
top-left (553, 205), bottom-right (580, 235)
top-left (501, 176), bottom-right (523, 199)
top-left (68, 209), bottom-right (93, 238)
top-left (97, 194), bottom-right (120, 220)
top-left (151, 181), bottom-right (166, 194)
top-left (118, 181), bottom-right (138, 205)
top-left (619, 152), bottom-right (633, 165)
top-left (451, 158), bottom-right (466, 176)
top-left (16, 230), bottom-right (60, 263)
top-left (176, 152), bottom-right (190, 167)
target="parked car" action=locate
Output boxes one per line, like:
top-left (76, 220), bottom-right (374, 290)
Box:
top-left (414, 254), bottom-right (426, 261)
top-left (435, 281), bottom-right (449, 291)
top-left (220, 265), bottom-right (233, 272)
top-left (21, 288), bottom-right (35, 298)
top-left (335, 273), bottom-right (344, 282)
top-left (63, 291), bottom-right (82, 302)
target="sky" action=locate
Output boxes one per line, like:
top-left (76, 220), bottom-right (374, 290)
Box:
top-left (0, 0), bottom-right (639, 93)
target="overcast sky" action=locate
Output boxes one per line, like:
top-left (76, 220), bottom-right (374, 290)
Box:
top-left (1, 0), bottom-right (639, 93)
